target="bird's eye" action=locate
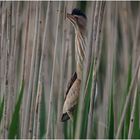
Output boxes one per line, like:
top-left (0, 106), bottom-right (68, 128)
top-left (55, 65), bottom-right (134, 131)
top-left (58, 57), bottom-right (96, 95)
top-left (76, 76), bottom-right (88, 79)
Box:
top-left (74, 16), bottom-right (78, 22)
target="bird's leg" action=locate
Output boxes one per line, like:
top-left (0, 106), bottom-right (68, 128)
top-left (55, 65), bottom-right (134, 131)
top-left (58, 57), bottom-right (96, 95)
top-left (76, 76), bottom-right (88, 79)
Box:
top-left (67, 111), bottom-right (73, 122)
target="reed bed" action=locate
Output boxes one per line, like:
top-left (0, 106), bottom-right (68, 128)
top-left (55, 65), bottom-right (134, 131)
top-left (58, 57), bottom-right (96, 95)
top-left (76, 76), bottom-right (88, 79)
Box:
top-left (0, 1), bottom-right (140, 139)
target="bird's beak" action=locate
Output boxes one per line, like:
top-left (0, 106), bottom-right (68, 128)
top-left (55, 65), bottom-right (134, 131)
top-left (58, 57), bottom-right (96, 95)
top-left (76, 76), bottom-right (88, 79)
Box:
top-left (66, 13), bottom-right (76, 23)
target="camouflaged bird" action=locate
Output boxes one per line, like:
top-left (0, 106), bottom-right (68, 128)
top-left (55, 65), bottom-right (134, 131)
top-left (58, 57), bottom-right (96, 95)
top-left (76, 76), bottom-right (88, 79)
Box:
top-left (61, 8), bottom-right (87, 122)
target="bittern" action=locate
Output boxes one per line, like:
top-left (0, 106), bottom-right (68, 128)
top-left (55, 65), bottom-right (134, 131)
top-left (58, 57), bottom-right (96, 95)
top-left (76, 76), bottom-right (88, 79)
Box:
top-left (61, 8), bottom-right (87, 122)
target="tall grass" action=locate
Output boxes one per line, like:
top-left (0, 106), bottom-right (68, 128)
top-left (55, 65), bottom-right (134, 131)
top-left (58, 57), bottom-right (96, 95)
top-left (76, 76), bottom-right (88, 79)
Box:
top-left (0, 1), bottom-right (140, 139)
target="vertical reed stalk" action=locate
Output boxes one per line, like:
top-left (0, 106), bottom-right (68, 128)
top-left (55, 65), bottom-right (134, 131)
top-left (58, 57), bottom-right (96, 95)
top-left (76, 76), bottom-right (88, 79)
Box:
top-left (31, 1), bottom-right (50, 138)
top-left (32, 1), bottom-right (51, 138)
top-left (87, 2), bottom-right (106, 138)
top-left (97, 2), bottom-right (118, 138)
top-left (46, 2), bottom-right (63, 138)
top-left (20, 2), bottom-right (30, 137)
top-left (128, 7), bottom-right (140, 138)
top-left (116, 56), bottom-right (140, 138)
top-left (22, 2), bottom-right (41, 138)
top-left (55, 2), bottom-right (65, 139)
top-left (3, 2), bottom-right (11, 138)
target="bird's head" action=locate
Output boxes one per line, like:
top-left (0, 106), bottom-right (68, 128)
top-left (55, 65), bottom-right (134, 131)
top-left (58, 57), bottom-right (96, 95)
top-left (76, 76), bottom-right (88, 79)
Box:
top-left (67, 8), bottom-right (87, 32)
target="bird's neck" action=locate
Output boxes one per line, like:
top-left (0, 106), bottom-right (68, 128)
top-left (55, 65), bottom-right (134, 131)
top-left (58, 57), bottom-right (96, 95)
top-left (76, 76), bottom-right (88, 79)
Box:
top-left (75, 30), bottom-right (87, 79)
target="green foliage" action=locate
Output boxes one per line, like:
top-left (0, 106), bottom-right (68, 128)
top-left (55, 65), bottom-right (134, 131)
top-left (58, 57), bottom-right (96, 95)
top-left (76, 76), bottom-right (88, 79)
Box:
top-left (122, 61), bottom-right (132, 138)
top-left (0, 97), bottom-right (4, 124)
top-left (123, 102), bottom-right (131, 139)
top-left (107, 57), bottom-right (115, 139)
top-left (108, 91), bottom-right (114, 139)
top-left (40, 84), bottom-right (46, 138)
top-left (132, 91), bottom-right (140, 138)
top-left (8, 80), bottom-right (24, 139)
top-left (80, 63), bottom-right (94, 138)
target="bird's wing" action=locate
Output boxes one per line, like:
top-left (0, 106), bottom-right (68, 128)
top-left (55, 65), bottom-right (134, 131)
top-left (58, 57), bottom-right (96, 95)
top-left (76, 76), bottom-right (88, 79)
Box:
top-left (61, 79), bottom-right (81, 122)
top-left (64, 72), bottom-right (77, 100)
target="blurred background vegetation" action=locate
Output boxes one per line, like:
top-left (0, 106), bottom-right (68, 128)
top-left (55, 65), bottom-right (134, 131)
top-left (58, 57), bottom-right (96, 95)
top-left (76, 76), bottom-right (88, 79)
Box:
top-left (0, 1), bottom-right (140, 139)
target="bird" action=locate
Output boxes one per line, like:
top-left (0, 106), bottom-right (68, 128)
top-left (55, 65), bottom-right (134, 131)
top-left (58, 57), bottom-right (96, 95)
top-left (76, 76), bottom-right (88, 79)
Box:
top-left (61, 8), bottom-right (87, 122)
